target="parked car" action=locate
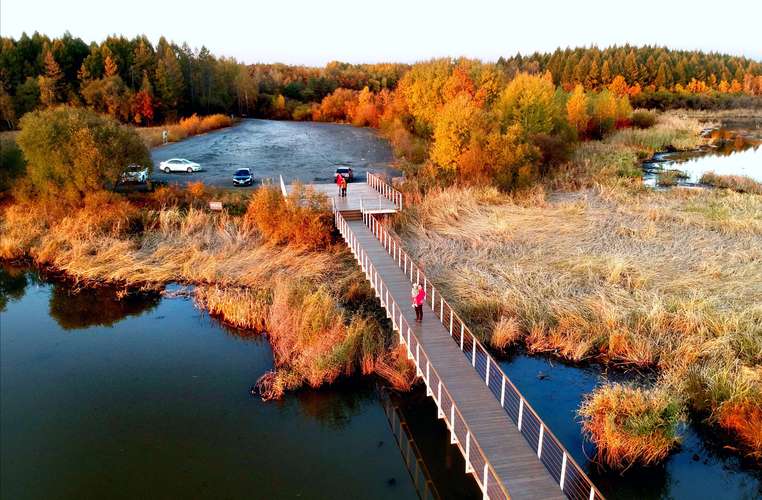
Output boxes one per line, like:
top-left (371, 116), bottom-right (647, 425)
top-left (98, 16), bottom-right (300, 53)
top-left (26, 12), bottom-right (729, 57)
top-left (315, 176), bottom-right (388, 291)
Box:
top-left (159, 158), bottom-right (202, 173)
top-left (232, 168), bottom-right (254, 186)
top-left (335, 166), bottom-right (353, 182)
top-left (120, 164), bottom-right (148, 184)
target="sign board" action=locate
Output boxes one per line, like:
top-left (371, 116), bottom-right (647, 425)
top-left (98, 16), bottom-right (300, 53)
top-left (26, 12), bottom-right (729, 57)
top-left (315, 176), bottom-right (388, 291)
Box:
top-left (208, 201), bottom-right (223, 211)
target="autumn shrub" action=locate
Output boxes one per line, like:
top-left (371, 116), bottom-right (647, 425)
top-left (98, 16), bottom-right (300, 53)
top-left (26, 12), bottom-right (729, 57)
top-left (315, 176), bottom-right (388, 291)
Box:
top-left (630, 109), bottom-right (657, 129)
top-left (17, 106), bottom-right (151, 200)
top-left (579, 384), bottom-right (683, 469)
top-left (0, 138), bottom-right (25, 192)
top-left (244, 184), bottom-right (333, 250)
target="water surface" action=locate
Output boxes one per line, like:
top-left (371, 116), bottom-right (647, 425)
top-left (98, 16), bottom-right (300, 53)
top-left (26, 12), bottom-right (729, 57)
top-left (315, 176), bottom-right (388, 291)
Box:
top-left (499, 354), bottom-right (762, 500)
top-left (0, 266), bottom-right (419, 499)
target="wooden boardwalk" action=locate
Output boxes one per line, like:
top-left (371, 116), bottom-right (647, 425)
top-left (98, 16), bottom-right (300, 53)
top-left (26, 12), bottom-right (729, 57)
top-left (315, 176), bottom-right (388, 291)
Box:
top-left (345, 216), bottom-right (565, 500)
top-left (281, 176), bottom-right (398, 213)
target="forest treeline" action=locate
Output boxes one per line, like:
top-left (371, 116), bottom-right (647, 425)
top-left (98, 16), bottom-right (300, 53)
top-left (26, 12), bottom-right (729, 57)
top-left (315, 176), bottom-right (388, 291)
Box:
top-left (0, 32), bottom-right (408, 128)
top-left (2, 34), bottom-right (761, 132)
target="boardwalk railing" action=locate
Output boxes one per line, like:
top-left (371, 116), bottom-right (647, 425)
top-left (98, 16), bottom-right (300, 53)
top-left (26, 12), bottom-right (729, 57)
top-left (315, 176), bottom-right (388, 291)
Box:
top-left (367, 172), bottom-right (403, 210)
top-left (336, 210), bottom-right (510, 500)
top-left (341, 210), bottom-right (604, 500)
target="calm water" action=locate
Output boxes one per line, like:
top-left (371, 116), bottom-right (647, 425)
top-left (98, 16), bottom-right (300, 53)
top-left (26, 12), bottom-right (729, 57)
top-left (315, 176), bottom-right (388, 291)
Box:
top-left (643, 125), bottom-right (762, 187)
top-left (150, 119), bottom-right (399, 187)
top-left (0, 266), bottom-right (423, 499)
top-left (3, 270), bottom-right (760, 499)
top-left (499, 355), bottom-right (762, 500)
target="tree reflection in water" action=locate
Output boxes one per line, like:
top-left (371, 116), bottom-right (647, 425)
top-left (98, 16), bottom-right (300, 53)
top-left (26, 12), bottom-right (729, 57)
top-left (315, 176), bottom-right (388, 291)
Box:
top-left (0, 265), bottom-right (29, 312)
top-left (48, 280), bottom-right (161, 329)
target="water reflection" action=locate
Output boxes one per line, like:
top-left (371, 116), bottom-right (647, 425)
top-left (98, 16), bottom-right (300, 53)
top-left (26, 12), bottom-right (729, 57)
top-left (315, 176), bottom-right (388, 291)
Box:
top-left (48, 281), bottom-right (161, 329)
top-left (1, 265), bottom-right (419, 500)
top-left (0, 265), bottom-right (28, 311)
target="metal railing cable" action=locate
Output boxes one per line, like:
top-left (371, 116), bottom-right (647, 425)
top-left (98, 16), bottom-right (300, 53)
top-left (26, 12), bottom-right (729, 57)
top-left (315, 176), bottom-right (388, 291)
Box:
top-left (366, 171), bottom-right (403, 210)
top-left (340, 211), bottom-right (605, 500)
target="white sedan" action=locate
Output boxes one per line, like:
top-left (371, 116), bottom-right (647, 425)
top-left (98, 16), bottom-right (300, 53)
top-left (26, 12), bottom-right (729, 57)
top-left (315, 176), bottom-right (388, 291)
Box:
top-left (159, 158), bottom-right (202, 173)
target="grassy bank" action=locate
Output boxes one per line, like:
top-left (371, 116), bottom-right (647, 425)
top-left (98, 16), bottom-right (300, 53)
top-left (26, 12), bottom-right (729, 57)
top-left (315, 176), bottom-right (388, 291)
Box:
top-left (397, 171), bottom-right (761, 465)
top-left (136, 114), bottom-right (235, 148)
top-left (0, 185), bottom-right (415, 398)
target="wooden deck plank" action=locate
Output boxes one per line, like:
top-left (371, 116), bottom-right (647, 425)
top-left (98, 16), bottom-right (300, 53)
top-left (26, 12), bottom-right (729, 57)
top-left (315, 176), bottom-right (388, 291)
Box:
top-left (344, 218), bottom-right (564, 500)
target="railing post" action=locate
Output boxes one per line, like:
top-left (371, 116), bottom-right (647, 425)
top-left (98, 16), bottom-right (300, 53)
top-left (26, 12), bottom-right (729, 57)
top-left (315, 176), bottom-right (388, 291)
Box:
top-left (450, 405), bottom-right (457, 444)
top-left (500, 377), bottom-right (506, 407)
top-left (560, 452), bottom-right (567, 491)
top-left (431, 288), bottom-right (435, 310)
top-left (485, 357), bottom-right (490, 387)
top-left (437, 382), bottom-right (443, 418)
top-left (482, 464), bottom-right (489, 499)
top-left (472, 340), bottom-right (476, 367)
top-left (518, 399), bottom-right (524, 431)
top-left (449, 311), bottom-right (453, 336)
top-left (465, 431), bottom-right (473, 474)
top-left (589, 486), bottom-right (595, 500)
top-left (440, 297), bottom-right (444, 320)
top-left (537, 424), bottom-right (544, 459)
top-left (460, 324), bottom-right (465, 350)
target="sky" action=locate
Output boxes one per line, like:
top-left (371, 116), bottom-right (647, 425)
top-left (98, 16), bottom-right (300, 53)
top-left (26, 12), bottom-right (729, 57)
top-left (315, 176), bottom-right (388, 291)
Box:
top-left (2, 0), bottom-right (761, 65)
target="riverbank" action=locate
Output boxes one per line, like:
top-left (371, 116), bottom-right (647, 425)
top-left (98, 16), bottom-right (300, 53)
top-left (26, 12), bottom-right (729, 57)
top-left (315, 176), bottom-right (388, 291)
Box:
top-left (0, 185), bottom-right (415, 399)
top-left (394, 117), bottom-right (762, 467)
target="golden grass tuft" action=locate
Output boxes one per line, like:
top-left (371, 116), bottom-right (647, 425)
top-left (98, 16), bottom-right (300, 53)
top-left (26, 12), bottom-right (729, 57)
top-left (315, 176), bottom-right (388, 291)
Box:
top-left (491, 316), bottom-right (522, 350)
top-left (579, 384), bottom-right (683, 469)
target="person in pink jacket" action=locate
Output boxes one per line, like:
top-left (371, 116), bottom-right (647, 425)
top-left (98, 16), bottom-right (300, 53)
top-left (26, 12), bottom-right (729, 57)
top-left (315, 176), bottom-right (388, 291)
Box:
top-left (414, 284), bottom-right (426, 322)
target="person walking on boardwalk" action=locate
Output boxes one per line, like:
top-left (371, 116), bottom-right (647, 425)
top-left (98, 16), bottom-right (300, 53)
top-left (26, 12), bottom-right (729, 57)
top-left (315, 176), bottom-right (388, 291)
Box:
top-left (414, 284), bottom-right (426, 322)
top-left (340, 175), bottom-right (347, 197)
top-left (336, 172), bottom-right (344, 196)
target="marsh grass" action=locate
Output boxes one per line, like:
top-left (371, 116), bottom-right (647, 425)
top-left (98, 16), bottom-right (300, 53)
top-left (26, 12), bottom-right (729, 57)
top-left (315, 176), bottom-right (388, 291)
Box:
top-left (1, 186), bottom-right (415, 399)
top-left (399, 184), bottom-right (762, 463)
top-left (579, 384), bottom-right (683, 468)
top-left (700, 171), bottom-right (762, 195)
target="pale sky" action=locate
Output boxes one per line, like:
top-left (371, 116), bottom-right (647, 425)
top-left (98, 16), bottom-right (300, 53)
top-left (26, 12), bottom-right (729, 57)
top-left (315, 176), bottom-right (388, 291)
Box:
top-left (2, 0), bottom-right (760, 65)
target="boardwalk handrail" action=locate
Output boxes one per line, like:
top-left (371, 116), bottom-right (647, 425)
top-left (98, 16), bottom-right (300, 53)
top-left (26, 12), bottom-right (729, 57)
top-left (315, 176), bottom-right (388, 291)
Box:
top-left (335, 210), bottom-right (510, 500)
top-left (367, 172), bottom-right (403, 210)
top-left (351, 212), bottom-right (605, 500)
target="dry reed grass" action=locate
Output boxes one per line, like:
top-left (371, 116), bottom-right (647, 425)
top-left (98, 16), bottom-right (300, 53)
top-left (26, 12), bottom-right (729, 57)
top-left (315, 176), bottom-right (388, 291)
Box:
top-left (579, 384), bottom-right (683, 469)
top-left (700, 171), bottom-right (762, 195)
top-left (1, 186), bottom-right (417, 398)
top-left (399, 183), bottom-right (762, 462)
